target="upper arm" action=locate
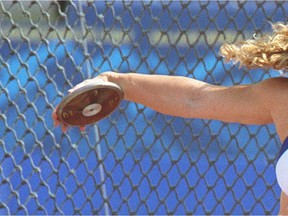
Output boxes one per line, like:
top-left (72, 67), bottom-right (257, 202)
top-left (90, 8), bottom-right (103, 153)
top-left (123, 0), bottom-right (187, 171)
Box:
top-left (191, 77), bottom-right (288, 125)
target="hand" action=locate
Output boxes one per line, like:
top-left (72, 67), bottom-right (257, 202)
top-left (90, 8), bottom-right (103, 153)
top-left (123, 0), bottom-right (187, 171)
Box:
top-left (52, 106), bottom-right (69, 132)
top-left (52, 74), bottom-right (110, 132)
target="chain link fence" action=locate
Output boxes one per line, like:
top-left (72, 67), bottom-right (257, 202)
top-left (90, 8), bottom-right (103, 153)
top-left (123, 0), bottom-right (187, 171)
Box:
top-left (0, 0), bottom-right (287, 215)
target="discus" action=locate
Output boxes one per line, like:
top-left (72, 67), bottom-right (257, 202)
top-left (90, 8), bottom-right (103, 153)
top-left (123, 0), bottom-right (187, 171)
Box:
top-left (56, 81), bottom-right (123, 127)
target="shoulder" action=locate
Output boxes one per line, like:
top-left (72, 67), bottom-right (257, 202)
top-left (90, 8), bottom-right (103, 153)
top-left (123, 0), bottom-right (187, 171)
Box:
top-left (256, 77), bottom-right (288, 91)
top-left (259, 77), bottom-right (288, 142)
top-left (252, 77), bottom-right (288, 105)
top-left (247, 77), bottom-right (288, 114)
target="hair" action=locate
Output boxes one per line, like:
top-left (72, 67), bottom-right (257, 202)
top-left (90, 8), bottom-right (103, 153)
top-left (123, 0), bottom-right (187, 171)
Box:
top-left (219, 22), bottom-right (288, 72)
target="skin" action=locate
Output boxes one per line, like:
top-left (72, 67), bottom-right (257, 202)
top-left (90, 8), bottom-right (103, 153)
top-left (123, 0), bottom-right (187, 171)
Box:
top-left (53, 71), bottom-right (288, 214)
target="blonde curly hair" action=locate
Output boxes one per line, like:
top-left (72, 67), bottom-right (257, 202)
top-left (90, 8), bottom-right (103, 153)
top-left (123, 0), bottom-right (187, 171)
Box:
top-left (219, 22), bottom-right (288, 72)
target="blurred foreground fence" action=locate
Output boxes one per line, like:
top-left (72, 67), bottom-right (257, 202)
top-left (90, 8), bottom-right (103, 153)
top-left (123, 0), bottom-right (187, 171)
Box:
top-left (0, 0), bottom-right (287, 215)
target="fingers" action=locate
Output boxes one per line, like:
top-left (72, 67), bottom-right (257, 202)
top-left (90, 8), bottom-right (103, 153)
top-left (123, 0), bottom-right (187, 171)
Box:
top-left (52, 107), bottom-right (60, 127)
top-left (52, 106), bottom-right (86, 132)
top-left (54, 74), bottom-right (109, 132)
top-left (79, 126), bottom-right (85, 131)
top-left (61, 124), bottom-right (68, 133)
top-left (52, 106), bottom-right (69, 132)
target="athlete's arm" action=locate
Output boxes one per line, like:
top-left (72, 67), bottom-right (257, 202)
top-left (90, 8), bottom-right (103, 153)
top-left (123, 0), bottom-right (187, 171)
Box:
top-left (67, 72), bottom-right (288, 139)
top-left (96, 72), bottom-right (288, 216)
top-left (95, 72), bottom-right (277, 124)
top-left (59, 72), bottom-right (288, 214)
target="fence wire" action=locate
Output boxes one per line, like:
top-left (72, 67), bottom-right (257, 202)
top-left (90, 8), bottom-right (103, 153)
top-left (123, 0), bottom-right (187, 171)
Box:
top-left (0, 0), bottom-right (287, 215)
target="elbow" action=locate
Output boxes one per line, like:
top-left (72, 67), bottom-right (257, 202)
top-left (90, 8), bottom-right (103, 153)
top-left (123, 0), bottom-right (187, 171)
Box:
top-left (178, 91), bottom-right (205, 119)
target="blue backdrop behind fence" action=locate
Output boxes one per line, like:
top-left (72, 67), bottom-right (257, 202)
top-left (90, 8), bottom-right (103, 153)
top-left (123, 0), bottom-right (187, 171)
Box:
top-left (0, 1), bottom-right (285, 214)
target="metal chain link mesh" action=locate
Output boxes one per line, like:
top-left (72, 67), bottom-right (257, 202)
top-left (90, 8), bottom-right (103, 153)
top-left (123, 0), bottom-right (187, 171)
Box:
top-left (0, 0), bottom-right (287, 215)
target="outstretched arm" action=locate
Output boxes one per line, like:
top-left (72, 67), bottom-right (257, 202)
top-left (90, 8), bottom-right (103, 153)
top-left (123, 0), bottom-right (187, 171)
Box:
top-left (95, 71), bottom-right (274, 125)
top-left (97, 72), bottom-right (288, 216)
top-left (56, 72), bottom-right (288, 214)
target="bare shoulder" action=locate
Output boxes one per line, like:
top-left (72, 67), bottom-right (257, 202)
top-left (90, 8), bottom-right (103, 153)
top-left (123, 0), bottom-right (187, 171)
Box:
top-left (256, 77), bottom-right (288, 91)
top-left (253, 77), bottom-right (288, 104)
top-left (259, 77), bottom-right (288, 142)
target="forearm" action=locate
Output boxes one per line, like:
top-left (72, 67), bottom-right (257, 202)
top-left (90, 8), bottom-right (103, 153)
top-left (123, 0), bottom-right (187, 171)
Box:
top-left (100, 72), bottom-right (210, 118)
top-left (98, 72), bottom-right (274, 124)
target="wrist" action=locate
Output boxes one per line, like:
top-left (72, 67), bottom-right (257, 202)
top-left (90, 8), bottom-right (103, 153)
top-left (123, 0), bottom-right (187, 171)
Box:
top-left (98, 71), bottom-right (129, 99)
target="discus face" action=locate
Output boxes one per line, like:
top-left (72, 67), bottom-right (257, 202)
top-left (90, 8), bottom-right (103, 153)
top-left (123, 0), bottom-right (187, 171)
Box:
top-left (56, 82), bottom-right (123, 126)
